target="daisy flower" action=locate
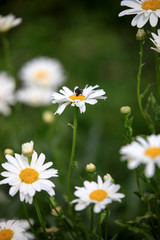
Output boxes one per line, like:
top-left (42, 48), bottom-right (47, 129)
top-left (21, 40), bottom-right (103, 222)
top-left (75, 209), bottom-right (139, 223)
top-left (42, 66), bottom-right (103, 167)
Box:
top-left (0, 71), bottom-right (15, 116)
top-left (51, 85), bottom-right (107, 114)
top-left (0, 219), bottom-right (33, 240)
top-left (150, 29), bottom-right (160, 52)
top-left (16, 86), bottom-right (52, 107)
top-left (120, 134), bottom-right (160, 178)
top-left (18, 57), bottom-right (66, 89)
top-left (71, 175), bottom-right (124, 213)
top-left (0, 151), bottom-right (58, 204)
top-left (0, 14), bottom-right (22, 32)
top-left (118, 0), bottom-right (160, 28)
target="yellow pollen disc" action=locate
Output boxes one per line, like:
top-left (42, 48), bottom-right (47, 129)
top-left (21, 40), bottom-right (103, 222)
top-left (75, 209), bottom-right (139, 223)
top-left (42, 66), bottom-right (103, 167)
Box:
top-left (144, 147), bottom-right (160, 158)
top-left (89, 189), bottom-right (108, 202)
top-left (142, 0), bottom-right (160, 11)
top-left (0, 229), bottom-right (14, 240)
top-left (34, 70), bottom-right (49, 81)
top-left (19, 168), bottom-right (39, 184)
top-left (68, 94), bottom-right (85, 102)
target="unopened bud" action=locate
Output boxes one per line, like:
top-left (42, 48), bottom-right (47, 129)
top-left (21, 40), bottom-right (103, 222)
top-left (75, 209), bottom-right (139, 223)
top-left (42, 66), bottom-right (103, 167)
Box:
top-left (42, 110), bottom-right (54, 123)
top-left (103, 173), bottom-right (114, 183)
top-left (136, 29), bottom-right (146, 41)
top-left (4, 148), bottom-right (14, 156)
top-left (86, 163), bottom-right (96, 173)
top-left (120, 106), bottom-right (131, 115)
top-left (22, 141), bottom-right (34, 158)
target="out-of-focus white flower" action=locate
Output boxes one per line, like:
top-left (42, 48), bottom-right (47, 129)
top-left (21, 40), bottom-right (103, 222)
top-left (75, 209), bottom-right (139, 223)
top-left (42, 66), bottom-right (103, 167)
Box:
top-left (22, 141), bottom-right (34, 158)
top-left (0, 219), bottom-right (33, 240)
top-left (0, 151), bottom-right (58, 204)
top-left (0, 14), bottom-right (22, 32)
top-left (18, 57), bottom-right (66, 89)
top-left (118, 0), bottom-right (160, 28)
top-left (86, 163), bottom-right (96, 173)
top-left (71, 175), bottom-right (124, 213)
top-left (150, 29), bottom-right (160, 53)
top-left (120, 134), bottom-right (160, 178)
top-left (0, 71), bottom-right (15, 116)
top-left (16, 86), bottom-right (52, 107)
top-left (51, 85), bottom-right (107, 115)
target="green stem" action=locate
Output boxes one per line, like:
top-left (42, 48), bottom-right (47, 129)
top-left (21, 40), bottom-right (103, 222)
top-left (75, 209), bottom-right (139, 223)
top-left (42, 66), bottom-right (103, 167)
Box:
top-left (90, 206), bottom-right (94, 240)
top-left (105, 206), bottom-right (110, 240)
top-left (135, 168), bottom-right (143, 198)
top-left (152, 27), bottom-right (160, 102)
top-left (137, 40), bottom-right (155, 133)
top-left (33, 196), bottom-right (49, 240)
top-left (22, 202), bottom-right (38, 240)
top-left (67, 107), bottom-right (78, 208)
top-left (1, 33), bottom-right (14, 76)
top-left (98, 213), bottom-right (102, 240)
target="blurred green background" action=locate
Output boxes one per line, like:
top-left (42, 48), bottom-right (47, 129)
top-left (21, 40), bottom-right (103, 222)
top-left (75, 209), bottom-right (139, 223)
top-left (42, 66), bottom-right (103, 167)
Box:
top-left (0, 0), bottom-right (158, 239)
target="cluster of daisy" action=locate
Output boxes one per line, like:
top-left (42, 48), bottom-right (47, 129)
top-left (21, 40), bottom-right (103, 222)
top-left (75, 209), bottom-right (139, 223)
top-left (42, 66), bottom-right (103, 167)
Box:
top-left (0, 14), bottom-right (66, 116)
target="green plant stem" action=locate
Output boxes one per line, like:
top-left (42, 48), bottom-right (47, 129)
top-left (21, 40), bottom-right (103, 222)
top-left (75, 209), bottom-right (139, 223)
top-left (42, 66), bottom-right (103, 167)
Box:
top-left (135, 168), bottom-right (143, 198)
top-left (137, 41), bottom-right (148, 123)
top-left (152, 27), bottom-right (160, 102)
top-left (98, 213), bottom-right (102, 240)
top-left (1, 33), bottom-right (14, 77)
top-left (137, 40), bottom-right (155, 133)
top-left (22, 202), bottom-right (38, 240)
top-left (67, 107), bottom-right (78, 209)
top-left (105, 206), bottom-right (110, 240)
top-left (33, 196), bottom-right (49, 240)
top-left (90, 206), bottom-right (94, 240)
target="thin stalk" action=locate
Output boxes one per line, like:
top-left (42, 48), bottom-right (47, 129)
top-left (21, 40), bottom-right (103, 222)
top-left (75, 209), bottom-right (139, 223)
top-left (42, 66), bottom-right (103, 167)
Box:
top-left (152, 27), bottom-right (160, 101)
top-left (33, 196), bottom-right (49, 240)
top-left (135, 168), bottom-right (143, 198)
top-left (1, 33), bottom-right (14, 76)
top-left (105, 206), bottom-right (110, 240)
top-left (67, 107), bottom-right (78, 208)
top-left (22, 202), bottom-right (38, 240)
top-left (90, 206), bottom-right (94, 240)
top-left (137, 40), bottom-right (155, 133)
top-left (98, 213), bottom-right (102, 240)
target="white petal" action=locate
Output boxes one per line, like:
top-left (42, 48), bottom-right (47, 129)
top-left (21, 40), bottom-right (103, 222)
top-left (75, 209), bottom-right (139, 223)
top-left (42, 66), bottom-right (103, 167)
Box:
top-left (55, 102), bottom-right (70, 115)
top-left (149, 13), bottom-right (158, 27)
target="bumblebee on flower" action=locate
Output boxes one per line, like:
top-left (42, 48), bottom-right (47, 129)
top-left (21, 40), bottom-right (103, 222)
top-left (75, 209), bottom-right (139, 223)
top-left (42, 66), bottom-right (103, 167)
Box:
top-left (51, 85), bottom-right (107, 114)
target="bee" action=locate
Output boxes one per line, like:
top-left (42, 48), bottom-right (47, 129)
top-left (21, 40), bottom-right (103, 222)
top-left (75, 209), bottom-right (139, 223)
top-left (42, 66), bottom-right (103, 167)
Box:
top-left (75, 87), bottom-right (83, 96)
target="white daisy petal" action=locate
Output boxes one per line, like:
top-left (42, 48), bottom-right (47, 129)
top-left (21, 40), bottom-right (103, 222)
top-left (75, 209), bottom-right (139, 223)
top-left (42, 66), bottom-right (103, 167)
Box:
top-left (120, 134), bottom-right (160, 178)
top-left (0, 219), bottom-right (34, 240)
top-left (52, 85), bottom-right (106, 114)
top-left (0, 14), bottom-right (22, 32)
top-left (71, 175), bottom-right (124, 213)
top-left (119, 0), bottom-right (160, 28)
top-left (0, 148), bottom-right (58, 204)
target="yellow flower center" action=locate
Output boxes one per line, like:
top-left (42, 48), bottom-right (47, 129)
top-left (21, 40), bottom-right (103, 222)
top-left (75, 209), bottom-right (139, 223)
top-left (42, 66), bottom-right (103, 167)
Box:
top-left (34, 70), bottom-right (49, 81)
top-left (0, 229), bottom-right (14, 240)
top-left (19, 168), bottom-right (39, 184)
top-left (89, 189), bottom-right (108, 201)
top-left (142, 0), bottom-right (160, 11)
top-left (68, 94), bottom-right (85, 102)
top-left (144, 147), bottom-right (160, 158)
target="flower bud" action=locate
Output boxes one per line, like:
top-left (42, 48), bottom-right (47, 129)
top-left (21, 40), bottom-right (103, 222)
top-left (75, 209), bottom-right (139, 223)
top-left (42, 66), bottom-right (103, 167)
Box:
top-left (4, 148), bottom-right (14, 156)
top-left (86, 163), bottom-right (96, 173)
top-left (136, 29), bottom-right (146, 41)
top-left (120, 106), bottom-right (131, 115)
top-left (42, 110), bottom-right (54, 123)
top-left (22, 141), bottom-right (34, 158)
top-left (103, 173), bottom-right (114, 183)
